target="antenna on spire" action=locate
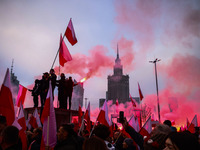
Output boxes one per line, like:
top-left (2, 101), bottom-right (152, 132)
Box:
top-left (11, 59), bottom-right (14, 74)
top-left (117, 44), bottom-right (119, 59)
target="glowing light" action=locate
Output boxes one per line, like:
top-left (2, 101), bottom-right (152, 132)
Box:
top-left (80, 77), bottom-right (86, 83)
top-left (118, 126), bottom-right (123, 130)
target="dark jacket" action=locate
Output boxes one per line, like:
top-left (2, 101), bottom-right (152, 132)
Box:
top-left (125, 125), bottom-right (144, 150)
top-left (54, 137), bottom-right (78, 150)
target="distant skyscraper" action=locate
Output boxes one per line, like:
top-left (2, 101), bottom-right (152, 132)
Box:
top-left (106, 46), bottom-right (129, 104)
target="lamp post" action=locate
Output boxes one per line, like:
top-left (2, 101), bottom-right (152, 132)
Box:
top-left (149, 58), bottom-right (161, 123)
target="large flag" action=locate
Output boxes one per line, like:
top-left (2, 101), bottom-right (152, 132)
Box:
top-left (0, 68), bottom-right (15, 125)
top-left (138, 82), bottom-right (144, 101)
top-left (40, 82), bottom-right (57, 149)
top-left (129, 94), bottom-right (136, 107)
top-left (187, 115), bottom-right (198, 133)
top-left (139, 116), bottom-right (152, 139)
top-left (65, 18), bottom-right (77, 46)
top-left (16, 84), bottom-right (27, 107)
top-left (97, 100), bottom-right (110, 127)
top-left (78, 104), bottom-right (83, 127)
top-left (59, 34), bottom-right (72, 67)
top-left (84, 102), bottom-right (91, 133)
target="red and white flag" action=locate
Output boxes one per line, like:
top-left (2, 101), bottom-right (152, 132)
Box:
top-left (97, 100), bottom-right (110, 127)
top-left (65, 18), bottom-right (77, 46)
top-left (138, 82), bottom-right (144, 101)
top-left (59, 34), bottom-right (72, 67)
top-left (17, 104), bottom-right (26, 131)
top-left (84, 102), bottom-right (91, 133)
top-left (187, 115), bottom-right (198, 133)
top-left (40, 81), bottom-right (57, 149)
top-left (129, 115), bottom-right (140, 132)
top-left (139, 116), bottom-right (152, 139)
top-left (17, 104), bottom-right (27, 150)
top-left (78, 104), bottom-right (83, 127)
top-left (0, 68), bottom-right (15, 125)
top-left (16, 84), bottom-right (27, 107)
top-left (129, 94), bottom-right (136, 107)
top-left (29, 108), bottom-right (42, 128)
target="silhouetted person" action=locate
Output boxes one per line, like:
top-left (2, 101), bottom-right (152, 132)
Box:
top-left (28, 79), bottom-right (41, 108)
top-left (39, 72), bottom-right (49, 115)
top-left (56, 73), bottom-right (68, 109)
top-left (66, 76), bottom-right (78, 110)
top-left (49, 69), bottom-right (57, 100)
top-left (54, 124), bottom-right (78, 150)
top-left (0, 126), bottom-right (21, 150)
top-left (28, 128), bottom-right (42, 150)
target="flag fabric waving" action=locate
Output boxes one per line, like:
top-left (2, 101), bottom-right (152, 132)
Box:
top-left (0, 68), bottom-right (15, 125)
top-left (17, 104), bottom-right (26, 131)
top-left (139, 116), bottom-right (152, 139)
top-left (129, 94), bottom-right (136, 107)
top-left (41, 81), bottom-right (57, 149)
top-left (129, 115), bottom-right (140, 132)
top-left (97, 100), bottom-right (110, 127)
top-left (138, 82), bottom-right (144, 101)
top-left (59, 34), bottom-right (72, 67)
top-left (84, 102), bottom-right (91, 133)
top-left (29, 108), bottom-right (42, 128)
top-left (187, 115), bottom-right (198, 133)
top-left (16, 84), bottom-right (27, 107)
top-left (65, 18), bottom-right (77, 46)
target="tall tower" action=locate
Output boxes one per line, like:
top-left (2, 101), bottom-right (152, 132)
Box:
top-left (106, 45), bottom-right (129, 104)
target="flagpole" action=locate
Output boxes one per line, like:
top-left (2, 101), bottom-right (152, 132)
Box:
top-left (89, 121), bottom-right (97, 138)
top-left (51, 34), bottom-right (65, 69)
top-left (149, 58), bottom-right (161, 123)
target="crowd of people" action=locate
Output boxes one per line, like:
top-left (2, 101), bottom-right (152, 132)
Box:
top-left (28, 69), bottom-right (78, 110)
top-left (0, 114), bottom-right (199, 150)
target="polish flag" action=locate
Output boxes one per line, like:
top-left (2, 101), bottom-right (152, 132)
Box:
top-left (29, 108), bottom-right (42, 128)
top-left (40, 82), bottom-right (57, 149)
top-left (139, 116), bottom-right (152, 139)
top-left (0, 68), bottom-right (15, 125)
top-left (129, 94), bottom-right (136, 107)
top-left (129, 115), bottom-right (140, 132)
top-left (59, 34), bottom-right (72, 67)
top-left (78, 104), bottom-right (83, 127)
top-left (84, 102), bottom-right (91, 133)
top-left (97, 100), bottom-right (110, 127)
top-left (65, 18), bottom-right (77, 46)
top-left (187, 115), bottom-right (198, 133)
top-left (17, 104), bottom-right (26, 131)
top-left (16, 84), bottom-right (27, 107)
top-left (138, 82), bottom-right (144, 101)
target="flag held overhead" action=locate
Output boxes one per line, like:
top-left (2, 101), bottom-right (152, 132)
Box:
top-left (65, 18), bottom-right (77, 46)
top-left (59, 34), bottom-right (72, 67)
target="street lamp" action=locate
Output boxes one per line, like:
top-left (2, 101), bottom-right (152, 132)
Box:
top-left (149, 58), bottom-right (161, 123)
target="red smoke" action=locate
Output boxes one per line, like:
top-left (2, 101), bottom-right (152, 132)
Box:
top-left (54, 45), bottom-right (114, 79)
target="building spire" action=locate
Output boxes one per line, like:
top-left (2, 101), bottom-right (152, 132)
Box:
top-left (117, 44), bottom-right (119, 59)
top-left (11, 59), bottom-right (14, 74)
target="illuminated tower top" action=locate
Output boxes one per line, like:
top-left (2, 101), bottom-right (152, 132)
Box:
top-left (114, 44), bottom-right (123, 76)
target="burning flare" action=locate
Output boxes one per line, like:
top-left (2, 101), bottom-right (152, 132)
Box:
top-left (80, 77), bottom-right (87, 83)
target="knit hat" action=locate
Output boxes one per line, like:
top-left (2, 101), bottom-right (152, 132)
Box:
top-left (124, 138), bottom-right (133, 147)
